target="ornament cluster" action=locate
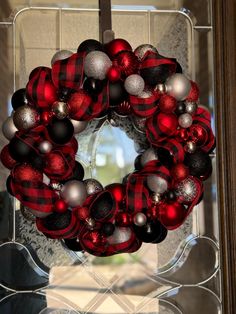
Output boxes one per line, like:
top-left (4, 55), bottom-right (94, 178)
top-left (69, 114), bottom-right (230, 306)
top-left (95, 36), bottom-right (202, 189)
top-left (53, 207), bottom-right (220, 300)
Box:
top-left (1, 38), bottom-right (215, 256)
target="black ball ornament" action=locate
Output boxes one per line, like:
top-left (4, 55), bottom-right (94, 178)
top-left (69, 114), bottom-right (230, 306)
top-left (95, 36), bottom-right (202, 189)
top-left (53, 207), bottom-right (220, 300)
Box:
top-left (175, 101), bottom-right (186, 115)
top-left (109, 81), bottom-right (128, 107)
top-left (30, 154), bottom-right (45, 171)
top-left (63, 238), bottom-right (83, 251)
top-left (140, 64), bottom-right (174, 86)
top-left (133, 220), bottom-right (168, 243)
top-left (134, 154), bottom-right (142, 170)
top-left (184, 149), bottom-right (212, 178)
top-left (101, 222), bottom-right (115, 236)
top-left (58, 87), bottom-right (74, 102)
top-left (47, 117), bottom-right (74, 145)
top-left (11, 88), bottom-right (28, 110)
top-left (43, 211), bottom-right (71, 231)
top-left (63, 161), bottom-right (84, 183)
top-left (90, 192), bottom-right (114, 221)
top-left (157, 147), bottom-right (174, 168)
top-left (77, 39), bottom-right (104, 53)
top-left (165, 190), bottom-right (176, 201)
top-left (83, 78), bottom-right (104, 96)
top-left (8, 136), bottom-right (36, 162)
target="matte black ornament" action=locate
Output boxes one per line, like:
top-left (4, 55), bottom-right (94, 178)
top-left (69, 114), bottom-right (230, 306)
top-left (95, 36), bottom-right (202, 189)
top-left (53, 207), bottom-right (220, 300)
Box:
top-left (184, 149), bottom-right (212, 178)
top-left (30, 155), bottom-right (45, 171)
top-left (134, 154), bottom-right (142, 170)
top-left (133, 220), bottom-right (168, 243)
top-left (65, 161), bottom-right (84, 182)
top-left (90, 192), bottom-right (114, 221)
top-left (157, 147), bottom-right (173, 168)
top-left (165, 190), bottom-right (176, 201)
top-left (8, 137), bottom-right (35, 162)
top-left (140, 64), bottom-right (174, 86)
top-left (11, 88), bottom-right (28, 110)
top-left (42, 211), bottom-right (71, 231)
top-left (175, 101), bottom-right (186, 115)
top-left (58, 87), bottom-right (74, 102)
top-left (109, 81), bottom-right (128, 107)
top-left (47, 117), bottom-right (74, 145)
top-left (101, 222), bottom-right (115, 236)
top-left (83, 78), bottom-right (104, 96)
top-left (77, 39), bottom-right (104, 53)
top-left (6, 175), bottom-right (14, 196)
top-left (63, 238), bottom-right (83, 251)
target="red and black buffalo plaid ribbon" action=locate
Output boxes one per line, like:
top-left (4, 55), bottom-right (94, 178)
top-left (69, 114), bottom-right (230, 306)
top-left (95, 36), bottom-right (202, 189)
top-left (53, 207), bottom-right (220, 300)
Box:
top-left (130, 91), bottom-right (159, 117)
top-left (26, 67), bottom-right (57, 109)
top-left (192, 107), bottom-right (215, 153)
top-left (126, 160), bottom-right (171, 213)
top-left (156, 138), bottom-right (185, 164)
top-left (51, 52), bottom-right (85, 90)
top-left (140, 51), bottom-right (177, 72)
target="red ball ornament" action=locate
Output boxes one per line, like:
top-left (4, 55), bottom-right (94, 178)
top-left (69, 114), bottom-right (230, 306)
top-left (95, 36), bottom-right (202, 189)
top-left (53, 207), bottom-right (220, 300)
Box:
top-left (189, 124), bottom-right (208, 146)
top-left (107, 66), bottom-right (121, 82)
top-left (186, 81), bottom-right (199, 102)
top-left (105, 38), bottom-right (132, 59)
top-left (176, 128), bottom-right (189, 142)
top-left (77, 207), bottom-right (90, 220)
top-left (54, 199), bottom-right (68, 213)
top-left (157, 112), bottom-right (178, 136)
top-left (67, 90), bottom-right (93, 121)
top-left (44, 151), bottom-right (67, 178)
top-left (14, 163), bottom-right (43, 182)
top-left (115, 212), bottom-right (132, 227)
top-left (114, 51), bottom-right (139, 77)
top-left (41, 111), bottom-right (54, 125)
top-left (0, 145), bottom-right (17, 170)
top-left (171, 163), bottom-right (189, 182)
top-left (158, 201), bottom-right (186, 230)
top-left (65, 137), bottom-right (78, 154)
top-left (105, 183), bottom-right (126, 205)
top-left (89, 231), bottom-right (105, 245)
top-left (159, 94), bottom-right (177, 113)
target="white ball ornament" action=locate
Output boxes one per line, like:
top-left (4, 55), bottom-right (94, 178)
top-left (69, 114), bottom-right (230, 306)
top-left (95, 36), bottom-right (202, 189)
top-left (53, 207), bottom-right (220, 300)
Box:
top-left (61, 180), bottom-right (88, 207)
top-left (84, 51), bottom-right (112, 80)
top-left (165, 74), bottom-right (191, 101)
top-left (178, 113), bottom-right (193, 128)
top-left (124, 74), bottom-right (145, 96)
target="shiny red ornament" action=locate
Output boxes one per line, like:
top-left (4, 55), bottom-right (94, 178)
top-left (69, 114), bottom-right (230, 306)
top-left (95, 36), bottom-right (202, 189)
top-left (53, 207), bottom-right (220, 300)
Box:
top-left (89, 231), bottom-right (105, 245)
top-left (0, 145), bottom-right (17, 170)
top-left (107, 66), bottom-right (121, 82)
top-left (114, 51), bottom-right (139, 77)
top-left (189, 124), bottom-right (208, 146)
top-left (13, 163), bottom-right (43, 182)
top-left (77, 207), bottom-right (89, 220)
top-left (157, 112), bottom-right (178, 136)
top-left (105, 183), bottom-right (126, 205)
top-left (41, 111), bottom-right (54, 125)
top-left (158, 201), bottom-right (186, 230)
top-left (67, 90), bottom-right (93, 120)
top-left (105, 38), bottom-right (132, 59)
top-left (115, 212), bottom-right (132, 227)
top-left (159, 94), bottom-right (177, 113)
top-left (44, 151), bottom-right (67, 178)
top-left (65, 137), bottom-right (78, 154)
top-left (176, 128), bottom-right (189, 142)
top-left (186, 81), bottom-right (199, 102)
top-left (171, 163), bottom-right (189, 182)
top-left (54, 199), bottom-right (68, 213)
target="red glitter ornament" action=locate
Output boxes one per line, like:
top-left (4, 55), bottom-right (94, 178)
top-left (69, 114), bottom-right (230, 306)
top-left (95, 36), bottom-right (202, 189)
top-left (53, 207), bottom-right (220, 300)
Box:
top-left (158, 201), bottom-right (186, 230)
top-left (77, 207), bottom-right (90, 220)
top-left (0, 145), bottom-right (17, 170)
top-left (189, 124), bottom-right (208, 146)
top-left (171, 163), bottom-right (189, 182)
top-left (114, 51), bottom-right (139, 77)
top-left (13, 163), bottom-right (43, 182)
top-left (186, 81), bottom-right (199, 102)
top-left (54, 199), bottom-right (68, 213)
top-left (159, 94), bottom-right (177, 113)
top-left (105, 183), bottom-right (126, 205)
top-left (67, 90), bottom-right (93, 121)
top-left (44, 151), bottom-right (67, 178)
top-left (107, 66), bottom-right (121, 82)
top-left (105, 38), bottom-right (132, 59)
top-left (115, 212), bottom-right (132, 227)
top-left (41, 111), bottom-right (54, 125)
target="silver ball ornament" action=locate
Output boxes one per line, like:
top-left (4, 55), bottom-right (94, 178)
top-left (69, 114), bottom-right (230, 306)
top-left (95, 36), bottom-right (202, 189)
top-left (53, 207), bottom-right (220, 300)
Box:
top-left (61, 180), bottom-right (88, 207)
top-left (147, 175), bottom-right (168, 194)
top-left (152, 193), bottom-right (161, 204)
top-left (155, 84), bottom-right (166, 94)
top-left (185, 141), bottom-right (197, 153)
top-left (185, 101), bottom-right (198, 115)
top-left (70, 119), bottom-right (88, 134)
top-left (134, 44), bottom-right (158, 60)
top-left (141, 148), bottom-right (158, 167)
top-left (133, 212), bottom-right (147, 226)
top-left (107, 227), bottom-right (132, 245)
top-left (51, 50), bottom-right (73, 66)
top-left (2, 116), bottom-right (18, 140)
top-left (84, 51), bottom-right (112, 80)
top-left (84, 179), bottom-right (103, 195)
top-left (51, 101), bottom-right (69, 119)
top-left (176, 177), bottom-right (197, 202)
top-left (38, 140), bottom-right (53, 154)
top-left (13, 105), bottom-right (39, 131)
top-left (165, 74), bottom-right (191, 101)
top-left (139, 88), bottom-right (153, 99)
top-left (124, 74), bottom-right (145, 96)
top-left (178, 113), bottom-right (193, 128)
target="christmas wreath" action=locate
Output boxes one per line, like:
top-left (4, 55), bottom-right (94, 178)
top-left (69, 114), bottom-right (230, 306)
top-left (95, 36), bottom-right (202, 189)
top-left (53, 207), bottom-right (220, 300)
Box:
top-left (0, 38), bottom-right (215, 257)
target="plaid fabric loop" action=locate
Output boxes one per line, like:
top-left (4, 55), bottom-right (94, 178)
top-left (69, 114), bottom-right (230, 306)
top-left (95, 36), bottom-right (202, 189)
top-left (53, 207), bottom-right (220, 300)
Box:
top-left (130, 91), bottom-right (159, 117)
top-left (140, 51), bottom-right (177, 72)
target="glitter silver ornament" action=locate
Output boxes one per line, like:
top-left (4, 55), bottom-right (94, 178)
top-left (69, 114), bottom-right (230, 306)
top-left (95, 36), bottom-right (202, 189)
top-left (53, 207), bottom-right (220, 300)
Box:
top-left (124, 74), bottom-right (145, 96)
top-left (165, 74), bottom-right (191, 101)
top-left (51, 101), bottom-right (69, 119)
top-left (13, 105), bottom-right (39, 131)
top-left (185, 141), bottom-right (197, 153)
top-left (51, 50), bottom-right (73, 66)
top-left (107, 227), bottom-right (132, 245)
top-left (178, 113), bottom-right (193, 128)
top-left (139, 88), bottom-right (153, 99)
top-left (132, 116), bottom-right (147, 134)
top-left (154, 84), bottom-right (166, 94)
top-left (2, 116), bottom-right (18, 140)
top-left (152, 193), bottom-right (161, 204)
top-left (134, 44), bottom-right (158, 61)
top-left (133, 212), bottom-right (147, 226)
top-left (84, 51), bottom-right (112, 80)
top-left (61, 180), bottom-right (88, 207)
top-left (86, 218), bottom-right (96, 230)
top-left (176, 177), bottom-right (197, 202)
top-left (185, 101), bottom-right (198, 115)
top-left (84, 179), bottom-right (103, 195)
top-left (147, 175), bottom-right (168, 194)
top-left (141, 148), bottom-right (158, 167)
top-left (70, 119), bottom-right (88, 134)
top-left (38, 140), bottom-right (53, 154)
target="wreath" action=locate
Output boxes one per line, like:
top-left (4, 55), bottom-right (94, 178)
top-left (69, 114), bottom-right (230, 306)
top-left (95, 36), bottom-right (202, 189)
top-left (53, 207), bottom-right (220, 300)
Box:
top-left (0, 38), bottom-right (215, 257)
